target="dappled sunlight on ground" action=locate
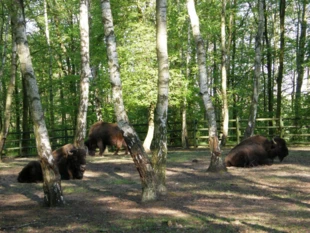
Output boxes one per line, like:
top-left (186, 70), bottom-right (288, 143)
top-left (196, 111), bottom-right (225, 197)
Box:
top-left (1, 148), bottom-right (310, 232)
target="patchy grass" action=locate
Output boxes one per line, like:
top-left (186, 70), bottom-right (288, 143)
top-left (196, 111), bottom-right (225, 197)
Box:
top-left (1, 147), bottom-right (310, 232)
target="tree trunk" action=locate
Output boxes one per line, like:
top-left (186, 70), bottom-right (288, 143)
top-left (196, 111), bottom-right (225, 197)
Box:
top-left (143, 102), bottom-right (155, 153)
top-left (295, 0), bottom-right (306, 118)
top-left (187, 0), bottom-right (226, 172)
top-left (11, 0), bottom-right (64, 207)
top-left (44, 0), bottom-right (55, 144)
top-left (151, 0), bottom-right (170, 195)
top-left (221, 0), bottom-right (229, 146)
top-left (276, 0), bottom-right (285, 125)
top-left (21, 77), bottom-right (30, 157)
top-left (244, 0), bottom-right (264, 139)
top-left (74, 0), bottom-right (91, 148)
top-left (0, 13), bottom-right (10, 133)
top-left (263, 0), bottom-right (274, 135)
top-left (100, 0), bottom-right (157, 202)
top-left (0, 23), bottom-right (15, 162)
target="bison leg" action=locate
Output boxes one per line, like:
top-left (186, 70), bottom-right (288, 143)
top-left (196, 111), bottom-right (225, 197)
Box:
top-left (97, 140), bottom-right (106, 156)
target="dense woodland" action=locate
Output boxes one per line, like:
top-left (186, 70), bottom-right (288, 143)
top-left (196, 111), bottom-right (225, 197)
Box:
top-left (0, 0), bottom-right (309, 147)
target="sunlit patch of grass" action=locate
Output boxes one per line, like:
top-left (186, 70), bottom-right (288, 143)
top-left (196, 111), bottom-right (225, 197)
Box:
top-left (109, 178), bottom-right (138, 185)
top-left (62, 186), bottom-right (88, 194)
top-left (167, 150), bottom-right (209, 163)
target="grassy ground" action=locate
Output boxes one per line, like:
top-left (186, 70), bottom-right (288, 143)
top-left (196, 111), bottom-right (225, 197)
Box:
top-left (0, 147), bottom-right (310, 233)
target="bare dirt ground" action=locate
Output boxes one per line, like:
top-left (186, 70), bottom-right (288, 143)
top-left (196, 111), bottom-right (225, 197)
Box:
top-left (1, 147), bottom-right (310, 233)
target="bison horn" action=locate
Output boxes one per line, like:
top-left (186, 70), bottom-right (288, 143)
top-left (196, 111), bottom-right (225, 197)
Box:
top-left (272, 138), bottom-right (277, 144)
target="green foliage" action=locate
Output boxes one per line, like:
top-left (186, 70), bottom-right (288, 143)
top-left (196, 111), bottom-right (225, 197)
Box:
top-left (0, 0), bottom-right (308, 141)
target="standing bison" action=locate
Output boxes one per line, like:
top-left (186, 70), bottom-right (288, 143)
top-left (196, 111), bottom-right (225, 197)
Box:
top-left (224, 135), bottom-right (289, 167)
top-left (17, 145), bottom-right (87, 183)
top-left (84, 122), bottom-right (128, 156)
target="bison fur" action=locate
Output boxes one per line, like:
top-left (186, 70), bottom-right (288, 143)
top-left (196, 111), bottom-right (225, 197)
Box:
top-left (17, 146), bottom-right (87, 183)
top-left (85, 122), bottom-right (128, 156)
top-left (17, 161), bottom-right (43, 183)
top-left (225, 135), bottom-right (289, 167)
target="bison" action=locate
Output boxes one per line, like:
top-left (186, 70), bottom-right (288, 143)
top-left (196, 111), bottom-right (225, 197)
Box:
top-left (224, 135), bottom-right (289, 167)
top-left (17, 161), bottom-right (43, 183)
top-left (84, 122), bottom-right (128, 156)
top-left (52, 143), bottom-right (77, 162)
top-left (17, 146), bottom-right (87, 183)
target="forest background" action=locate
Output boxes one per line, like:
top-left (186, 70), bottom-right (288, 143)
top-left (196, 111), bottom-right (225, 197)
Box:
top-left (0, 0), bottom-right (309, 155)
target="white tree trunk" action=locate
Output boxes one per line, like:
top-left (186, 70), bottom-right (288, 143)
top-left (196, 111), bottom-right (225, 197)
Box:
top-left (143, 103), bottom-right (155, 153)
top-left (187, 0), bottom-right (226, 172)
top-left (100, 0), bottom-right (157, 202)
top-left (0, 22), bottom-right (15, 161)
top-left (244, 0), bottom-right (264, 138)
top-left (11, 0), bottom-right (64, 206)
top-left (152, 0), bottom-right (170, 194)
top-left (74, 0), bottom-right (91, 148)
top-left (221, 0), bottom-right (229, 146)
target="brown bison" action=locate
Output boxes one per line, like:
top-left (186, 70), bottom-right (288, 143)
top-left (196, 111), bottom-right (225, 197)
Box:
top-left (224, 135), bottom-right (289, 167)
top-left (52, 143), bottom-right (77, 162)
top-left (17, 146), bottom-right (86, 183)
top-left (84, 122), bottom-right (128, 156)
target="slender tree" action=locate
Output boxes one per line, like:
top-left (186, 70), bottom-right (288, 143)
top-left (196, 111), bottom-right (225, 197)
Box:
top-left (100, 0), bottom-right (157, 202)
top-left (244, 0), bottom-right (264, 138)
top-left (276, 0), bottom-right (285, 125)
top-left (74, 0), bottom-right (91, 148)
top-left (221, 0), bottom-right (229, 146)
top-left (143, 102), bottom-right (155, 153)
top-left (187, 0), bottom-right (226, 172)
top-left (152, 0), bottom-right (170, 194)
top-left (0, 19), bottom-right (15, 161)
top-left (11, 0), bottom-right (64, 206)
top-left (295, 0), bottom-right (307, 118)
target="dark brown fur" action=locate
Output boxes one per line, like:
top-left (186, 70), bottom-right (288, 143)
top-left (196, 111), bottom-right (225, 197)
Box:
top-left (52, 143), bottom-right (77, 162)
top-left (84, 122), bottom-right (128, 156)
top-left (225, 135), bottom-right (289, 167)
top-left (17, 146), bottom-right (86, 183)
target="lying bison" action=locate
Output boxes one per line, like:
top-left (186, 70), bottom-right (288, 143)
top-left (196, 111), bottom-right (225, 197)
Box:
top-left (17, 146), bottom-right (86, 183)
top-left (224, 135), bottom-right (289, 167)
top-left (85, 121), bottom-right (128, 156)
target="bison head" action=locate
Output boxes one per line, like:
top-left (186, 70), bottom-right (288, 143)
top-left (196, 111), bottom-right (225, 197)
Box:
top-left (84, 139), bottom-right (96, 156)
top-left (63, 148), bottom-right (87, 179)
top-left (270, 136), bottom-right (289, 162)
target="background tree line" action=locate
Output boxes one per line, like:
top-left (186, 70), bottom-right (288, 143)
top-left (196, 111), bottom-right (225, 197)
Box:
top-left (0, 0), bottom-right (309, 149)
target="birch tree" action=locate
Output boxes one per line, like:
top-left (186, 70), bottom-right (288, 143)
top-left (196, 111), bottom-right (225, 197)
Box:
top-left (244, 0), bottom-right (264, 138)
top-left (221, 0), bottom-right (229, 146)
top-left (276, 0), bottom-right (285, 125)
top-left (187, 0), bottom-right (226, 172)
top-left (295, 0), bottom-right (307, 118)
top-left (0, 21), bottom-right (15, 162)
top-left (11, 0), bottom-right (64, 206)
top-left (219, 0), bottom-right (229, 146)
top-left (100, 0), bottom-right (157, 202)
top-left (143, 103), bottom-right (155, 153)
top-left (74, 0), bottom-right (91, 148)
top-left (152, 0), bottom-right (170, 194)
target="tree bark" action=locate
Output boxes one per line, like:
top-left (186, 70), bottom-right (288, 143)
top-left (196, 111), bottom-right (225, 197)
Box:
top-left (0, 20), bottom-right (15, 162)
top-left (100, 0), bottom-right (157, 202)
top-left (74, 0), bottom-right (91, 148)
top-left (263, 0), bottom-right (274, 135)
top-left (221, 0), bottom-right (229, 146)
top-left (151, 0), bottom-right (170, 195)
top-left (187, 0), bottom-right (226, 172)
top-left (276, 0), bottom-right (285, 124)
top-left (244, 0), bottom-right (264, 138)
top-left (11, 0), bottom-right (64, 207)
top-left (143, 102), bottom-right (155, 153)
top-left (295, 0), bottom-right (306, 118)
